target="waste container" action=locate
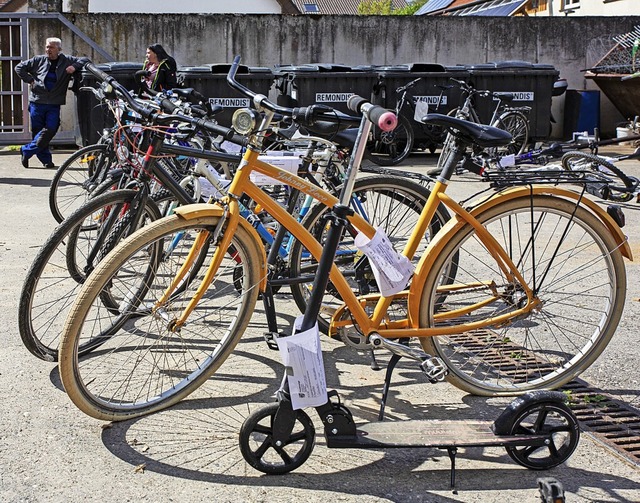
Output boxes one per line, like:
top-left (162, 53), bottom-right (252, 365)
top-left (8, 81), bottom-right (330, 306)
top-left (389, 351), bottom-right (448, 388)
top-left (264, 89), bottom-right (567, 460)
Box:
top-left (273, 64), bottom-right (378, 115)
top-left (76, 62), bottom-right (142, 146)
top-left (372, 63), bottom-right (469, 149)
top-left (563, 90), bottom-right (601, 139)
top-left (178, 64), bottom-right (274, 127)
top-left (467, 61), bottom-right (559, 141)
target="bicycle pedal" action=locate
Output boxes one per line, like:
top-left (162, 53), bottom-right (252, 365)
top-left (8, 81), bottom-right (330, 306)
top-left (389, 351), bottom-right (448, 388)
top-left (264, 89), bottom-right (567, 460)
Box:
top-left (263, 332), bottom-right (280, 350)
top-left (420, 357), bottom-right (448, 383)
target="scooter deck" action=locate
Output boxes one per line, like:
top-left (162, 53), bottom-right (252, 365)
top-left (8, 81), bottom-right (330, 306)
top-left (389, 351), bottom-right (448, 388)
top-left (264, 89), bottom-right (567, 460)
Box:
top-left (326, 419), bottom-right (547, 449)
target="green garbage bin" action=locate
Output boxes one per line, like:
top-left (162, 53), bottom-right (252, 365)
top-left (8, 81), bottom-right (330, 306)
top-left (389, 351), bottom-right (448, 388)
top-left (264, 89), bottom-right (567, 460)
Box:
top-left (467, 61), bottom-right (559, 140)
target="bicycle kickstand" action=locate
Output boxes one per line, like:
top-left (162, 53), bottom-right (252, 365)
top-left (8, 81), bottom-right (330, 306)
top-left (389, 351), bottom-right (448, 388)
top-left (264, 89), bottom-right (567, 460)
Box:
top-left (371, 334), bottom-right (448, 420)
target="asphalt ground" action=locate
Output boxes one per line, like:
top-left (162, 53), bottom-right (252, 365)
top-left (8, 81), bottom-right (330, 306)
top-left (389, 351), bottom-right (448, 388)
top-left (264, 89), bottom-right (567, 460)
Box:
top-left (1, 145), bottom-right (639, 502)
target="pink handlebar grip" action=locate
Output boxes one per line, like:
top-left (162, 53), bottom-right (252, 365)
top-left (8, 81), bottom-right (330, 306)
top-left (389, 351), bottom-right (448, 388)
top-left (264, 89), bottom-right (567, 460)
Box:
top-left (378, 111), bottom-right (398, 132)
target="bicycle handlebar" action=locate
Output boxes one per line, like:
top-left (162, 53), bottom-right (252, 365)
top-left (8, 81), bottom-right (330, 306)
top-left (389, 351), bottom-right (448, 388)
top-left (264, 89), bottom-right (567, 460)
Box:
top-left (227, 55), bottom-right (396, 130)
top-left (85, 62), bottom-right (244, 144)
top-left (396, 77), bottom-right (422, 94)
top-left (347, 95), bottom-right (397, 131)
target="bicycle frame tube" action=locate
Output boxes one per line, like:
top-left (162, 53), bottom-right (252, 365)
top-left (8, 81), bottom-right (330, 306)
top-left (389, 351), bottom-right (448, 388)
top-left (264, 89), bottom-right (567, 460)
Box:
top-left (169, 141), bottom-right (554, 338)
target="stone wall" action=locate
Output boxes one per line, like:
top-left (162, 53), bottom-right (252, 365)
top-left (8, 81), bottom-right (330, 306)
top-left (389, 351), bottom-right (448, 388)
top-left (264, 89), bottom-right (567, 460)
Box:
top-left (25, 14), bottom-right (640, 136)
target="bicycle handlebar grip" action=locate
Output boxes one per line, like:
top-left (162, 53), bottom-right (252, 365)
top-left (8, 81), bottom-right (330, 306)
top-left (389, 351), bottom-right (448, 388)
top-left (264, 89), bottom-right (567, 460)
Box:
top-left (195, 118), bottom-right (238, 142)
top-left (159, 97), bottom-right (178, 114)
top-left (347, 95), bottom-right (397, 132)
top-left (85, 63), bottom-right (113, 83)
top-left (372, 108), bottom-right (397, 132)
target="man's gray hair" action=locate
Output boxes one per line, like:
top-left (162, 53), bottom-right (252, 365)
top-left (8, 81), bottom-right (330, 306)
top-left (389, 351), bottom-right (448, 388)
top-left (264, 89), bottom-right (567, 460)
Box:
top-left (46, 37), bottom-right (62, 48)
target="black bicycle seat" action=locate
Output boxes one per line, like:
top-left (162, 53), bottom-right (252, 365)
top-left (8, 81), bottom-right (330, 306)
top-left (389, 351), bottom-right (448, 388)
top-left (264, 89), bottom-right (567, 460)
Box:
top-left (421, 113), bottom-right (512, 148)
top-left (300, 120), bottom-right (358, 148)
top-left (492, 91), bottom-right (516, 102)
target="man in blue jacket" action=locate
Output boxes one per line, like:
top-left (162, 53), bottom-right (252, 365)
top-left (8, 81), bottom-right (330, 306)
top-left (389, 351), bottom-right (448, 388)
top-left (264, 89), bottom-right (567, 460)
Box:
top-left (15, 37), bottom-right (88, 168)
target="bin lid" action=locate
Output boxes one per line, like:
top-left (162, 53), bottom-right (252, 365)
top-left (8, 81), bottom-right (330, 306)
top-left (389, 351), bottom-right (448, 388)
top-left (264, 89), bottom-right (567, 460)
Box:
top-left (107, 61), bottom-right (142, 70)
top-left (274, 63), bottom-right (352, 72)
top-left (374, 63), bottom-right (446, 74)
top-left (491, 60), bottom-right (534, 69)
top-left (210, 63), bottom-right (250, 74)
top-left (407, 63), bottom-right (447, 72)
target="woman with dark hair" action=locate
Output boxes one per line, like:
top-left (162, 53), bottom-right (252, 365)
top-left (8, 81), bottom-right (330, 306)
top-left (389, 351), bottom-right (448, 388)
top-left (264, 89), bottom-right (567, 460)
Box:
top-left (139, 43), bottom-right (178, 92)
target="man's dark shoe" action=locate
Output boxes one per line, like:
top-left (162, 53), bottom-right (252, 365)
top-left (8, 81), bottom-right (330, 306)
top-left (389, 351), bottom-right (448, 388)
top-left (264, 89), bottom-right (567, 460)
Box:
top-left (44, 162), bottom-right (55, 169)
top-left (20, 150), bottom-right (29, 168)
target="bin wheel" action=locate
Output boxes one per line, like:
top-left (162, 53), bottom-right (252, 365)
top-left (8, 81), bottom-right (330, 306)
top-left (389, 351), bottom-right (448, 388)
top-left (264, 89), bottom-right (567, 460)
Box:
top-left (239, 402), bottom-right (315, 474)
top-left (501, 401), bottom-right (580, 470)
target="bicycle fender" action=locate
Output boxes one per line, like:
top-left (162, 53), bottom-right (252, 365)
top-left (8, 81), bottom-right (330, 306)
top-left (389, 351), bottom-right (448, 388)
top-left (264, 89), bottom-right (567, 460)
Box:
top-left (407, 186), bottom-right (632, 325)
top-left (173, 203), bottom-right (267, 291)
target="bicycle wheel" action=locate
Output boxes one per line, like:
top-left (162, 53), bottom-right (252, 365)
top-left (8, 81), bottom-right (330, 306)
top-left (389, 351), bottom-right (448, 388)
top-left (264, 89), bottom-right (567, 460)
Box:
top-left (59, 214), bottom-right (263, 421)
top-left (418, 195), bottom-right (626, 395)
top-left (365, 114), bottom-right (414, 166)
top-left (49, 143), bottom-right (116, 223)
top-left (18, 189), bottom-right (163, 362)
top-left (289, 175), bottom-right (452, 338)
top-left (491, 111), bottom-right (529, 156)
top-left (561, 151), bottom-right (637, 202)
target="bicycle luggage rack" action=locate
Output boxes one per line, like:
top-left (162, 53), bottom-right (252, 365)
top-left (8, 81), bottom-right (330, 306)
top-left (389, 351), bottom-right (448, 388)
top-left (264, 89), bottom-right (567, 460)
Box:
top-left (483, 168), bottom-right (607, 188)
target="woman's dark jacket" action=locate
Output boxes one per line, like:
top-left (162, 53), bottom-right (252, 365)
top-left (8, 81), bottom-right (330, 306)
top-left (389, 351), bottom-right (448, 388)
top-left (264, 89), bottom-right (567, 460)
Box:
top-left (141, 57), bottom-right (178, 92)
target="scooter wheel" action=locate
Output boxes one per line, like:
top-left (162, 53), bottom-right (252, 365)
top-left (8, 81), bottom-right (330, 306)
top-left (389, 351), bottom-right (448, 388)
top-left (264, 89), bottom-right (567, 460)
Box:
top-left (502, 401), bottom-right (580, 470)
top-left (239, 402), bottom-right (315, 474)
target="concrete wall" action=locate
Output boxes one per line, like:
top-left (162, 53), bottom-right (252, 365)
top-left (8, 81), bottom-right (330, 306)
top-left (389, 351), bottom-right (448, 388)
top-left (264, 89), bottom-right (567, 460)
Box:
top-left (26, 14), bottom-right (640, 136)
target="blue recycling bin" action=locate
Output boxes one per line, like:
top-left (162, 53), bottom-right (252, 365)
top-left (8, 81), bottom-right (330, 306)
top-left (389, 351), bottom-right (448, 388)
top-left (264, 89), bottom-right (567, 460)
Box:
top-left (563, 90), bottom-right (600, 137)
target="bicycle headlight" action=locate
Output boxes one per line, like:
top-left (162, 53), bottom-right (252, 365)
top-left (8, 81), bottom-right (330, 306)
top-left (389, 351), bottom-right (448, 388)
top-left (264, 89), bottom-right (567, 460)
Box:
top-left (232, 108), bottom-right (259, 135)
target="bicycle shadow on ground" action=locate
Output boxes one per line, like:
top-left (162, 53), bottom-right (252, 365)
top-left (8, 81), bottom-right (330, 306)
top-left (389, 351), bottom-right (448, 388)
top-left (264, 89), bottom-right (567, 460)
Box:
top-left (99, 386), bottom-right (640, 502)
top-left (92, 327), bottom-right (640, 502)
top-left (0, 176), bottom-right (52, 188)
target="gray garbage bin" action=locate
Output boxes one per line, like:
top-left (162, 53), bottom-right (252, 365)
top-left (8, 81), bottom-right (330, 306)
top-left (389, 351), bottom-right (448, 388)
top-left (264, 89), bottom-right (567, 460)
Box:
top-left (76, 62), bottom-right (142, 146)
top-left (372, 63), bottom-right (470, 150)
top-left (179, 64), bottom-right (274, 127)
top-left (467, 61), bottom-right (559, 141)
top-left (273, 64), bottom-right (378, 115)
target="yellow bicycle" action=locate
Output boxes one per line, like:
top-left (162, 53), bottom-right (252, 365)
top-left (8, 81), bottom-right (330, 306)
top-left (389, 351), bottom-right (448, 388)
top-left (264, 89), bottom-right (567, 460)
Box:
top-left (59, 58), bottom-right (630, 421)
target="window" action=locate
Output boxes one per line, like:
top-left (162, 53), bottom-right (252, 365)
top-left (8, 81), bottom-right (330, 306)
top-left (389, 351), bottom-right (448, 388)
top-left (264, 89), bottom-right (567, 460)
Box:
top-left (304, 3), bottom-right (319, 12)
top-left (563, 0), bottom-right (580, 7)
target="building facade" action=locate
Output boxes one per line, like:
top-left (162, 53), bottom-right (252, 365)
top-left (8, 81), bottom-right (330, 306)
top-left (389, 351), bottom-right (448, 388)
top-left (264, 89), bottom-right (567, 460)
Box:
top-left (417, 0), bottom-right (639, 16)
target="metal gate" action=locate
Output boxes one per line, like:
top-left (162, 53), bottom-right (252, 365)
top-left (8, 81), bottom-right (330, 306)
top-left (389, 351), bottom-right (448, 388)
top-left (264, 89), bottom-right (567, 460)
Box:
top-left (0, 15), bottom-right (29, 145)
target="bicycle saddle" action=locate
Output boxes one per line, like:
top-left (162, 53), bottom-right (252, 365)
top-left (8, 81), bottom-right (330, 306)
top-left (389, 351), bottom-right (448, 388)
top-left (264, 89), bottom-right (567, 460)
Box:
top-left (421, 113), bottom-right (512, 148)
top-left (301, 122), bottom-right (359, 148)
top-left (491, 91), bottom-right (516, 102)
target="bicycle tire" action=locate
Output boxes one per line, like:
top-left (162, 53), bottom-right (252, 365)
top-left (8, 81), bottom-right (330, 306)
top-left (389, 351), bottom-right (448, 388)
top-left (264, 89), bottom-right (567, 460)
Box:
top-left (491, 111), bottom-right (529, 156)
top-left (561, 151), bottom-right (637, 202)
top-left (289, 175), bottom-right (452, 336)
top-left (418, 195), bottom-right (626, 395)
top-left (49, 143), bottom-right (115, 223)
top-left (18, 189), bottom-right (163, 362)
top-left (365, 114), bottom-right (414, 166)
top-left (59, 214), bottom-right (263, 421)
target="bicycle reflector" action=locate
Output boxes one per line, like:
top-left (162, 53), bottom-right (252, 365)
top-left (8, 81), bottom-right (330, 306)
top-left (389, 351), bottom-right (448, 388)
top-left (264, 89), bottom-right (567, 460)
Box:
top-left (607, 205), bottom-right (625, 228)
top-left (232, 108), bottom-right (259, 135)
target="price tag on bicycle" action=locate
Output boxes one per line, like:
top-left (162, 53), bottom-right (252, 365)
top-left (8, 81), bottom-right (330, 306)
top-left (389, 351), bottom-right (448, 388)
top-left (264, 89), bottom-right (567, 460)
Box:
top-left (354, 227), bottom-right (415, 297)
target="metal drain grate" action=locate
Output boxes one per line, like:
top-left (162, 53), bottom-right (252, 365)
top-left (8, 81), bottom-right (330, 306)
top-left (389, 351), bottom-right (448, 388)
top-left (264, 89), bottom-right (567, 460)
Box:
top-left (561, 379), bottom-right (640, 465)
top-left (444, 332), bottom-right (640, 464)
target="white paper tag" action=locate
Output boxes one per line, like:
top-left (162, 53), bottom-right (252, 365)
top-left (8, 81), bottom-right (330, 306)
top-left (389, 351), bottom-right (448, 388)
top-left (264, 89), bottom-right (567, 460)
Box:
top-left (353, 227), bottom-right (415, 297)
top-left (501, 154), bottom-right (516, 168)
top-left (414, 101), bottom-right (430, 123)
top-left (276, 316), bottom-right (328, 410)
